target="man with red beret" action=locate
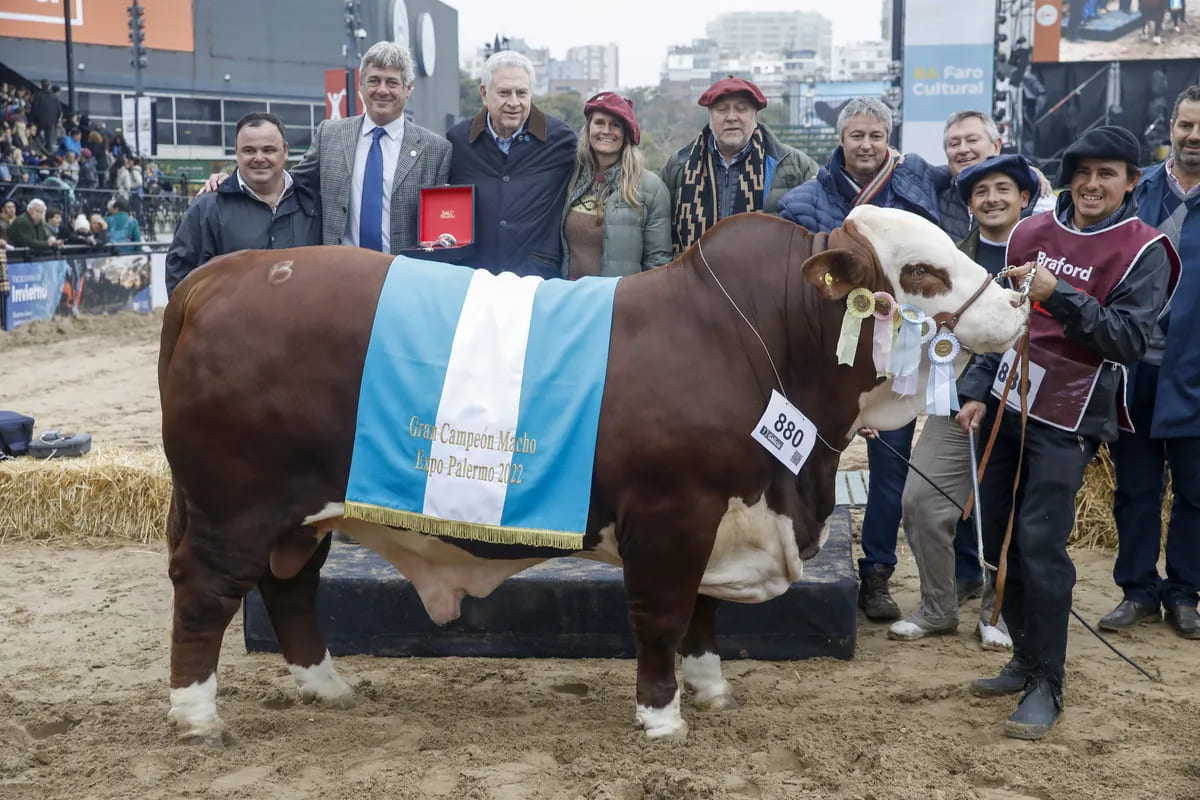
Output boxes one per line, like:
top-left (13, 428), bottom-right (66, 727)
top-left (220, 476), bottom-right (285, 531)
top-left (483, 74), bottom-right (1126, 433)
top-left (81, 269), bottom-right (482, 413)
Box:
top-left (659, 76), bottom-right (818, 255)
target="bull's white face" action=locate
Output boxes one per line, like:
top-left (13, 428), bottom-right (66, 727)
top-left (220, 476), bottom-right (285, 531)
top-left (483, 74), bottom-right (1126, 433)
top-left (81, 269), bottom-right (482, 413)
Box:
top-left (824, 206), bottom-right (1029, 431)
top-left (844, 205), bottom-right (1027, 355)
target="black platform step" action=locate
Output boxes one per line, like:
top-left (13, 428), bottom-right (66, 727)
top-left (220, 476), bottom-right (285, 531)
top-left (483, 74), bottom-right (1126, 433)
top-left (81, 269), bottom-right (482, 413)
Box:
top-left (244, 506), bottom-right (858, 660)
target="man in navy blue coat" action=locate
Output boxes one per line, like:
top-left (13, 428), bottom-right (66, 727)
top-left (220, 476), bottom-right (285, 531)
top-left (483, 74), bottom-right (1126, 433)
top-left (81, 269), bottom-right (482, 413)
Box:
top-left (446, 51), bottom-right (577, 277)
top-left (1101, 84), bottom-right (1200, 640)
top-left (777, 96), bottom-right (941, 623)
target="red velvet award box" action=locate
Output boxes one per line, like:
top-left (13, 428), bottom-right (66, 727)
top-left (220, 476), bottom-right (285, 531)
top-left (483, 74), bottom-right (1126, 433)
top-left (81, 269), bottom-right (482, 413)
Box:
top-left (417, 185), bottom-right (475, 250)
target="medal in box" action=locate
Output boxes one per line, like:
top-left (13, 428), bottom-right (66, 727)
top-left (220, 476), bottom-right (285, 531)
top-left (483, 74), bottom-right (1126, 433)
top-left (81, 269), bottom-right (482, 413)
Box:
top-left (416, 185), bottom-right (474, 251)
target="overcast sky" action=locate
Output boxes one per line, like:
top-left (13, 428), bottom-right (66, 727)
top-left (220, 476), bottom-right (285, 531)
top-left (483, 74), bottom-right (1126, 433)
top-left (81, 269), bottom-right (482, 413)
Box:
top-left (444, 0), bottom-right (889, 88)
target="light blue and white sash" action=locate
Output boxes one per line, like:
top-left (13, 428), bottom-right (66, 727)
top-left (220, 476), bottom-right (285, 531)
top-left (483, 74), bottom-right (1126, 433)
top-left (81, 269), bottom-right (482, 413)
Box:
top-left (344, 256), bottom-right (617, 549)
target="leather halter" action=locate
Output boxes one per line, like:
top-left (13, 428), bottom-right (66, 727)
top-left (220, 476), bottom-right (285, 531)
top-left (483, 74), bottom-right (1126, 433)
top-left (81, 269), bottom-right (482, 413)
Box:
top-left (932, 273), bottom-right (995, 333)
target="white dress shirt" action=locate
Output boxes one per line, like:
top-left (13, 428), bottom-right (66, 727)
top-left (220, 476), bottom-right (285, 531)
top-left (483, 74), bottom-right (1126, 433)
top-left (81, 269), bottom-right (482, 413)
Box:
top-left (343, 114), bottom-right (406, 250)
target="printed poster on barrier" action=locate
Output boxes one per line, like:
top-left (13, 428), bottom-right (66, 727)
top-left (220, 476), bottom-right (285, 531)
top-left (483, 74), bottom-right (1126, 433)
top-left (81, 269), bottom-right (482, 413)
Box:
top-left (1, 254), bottom-right (154, 331)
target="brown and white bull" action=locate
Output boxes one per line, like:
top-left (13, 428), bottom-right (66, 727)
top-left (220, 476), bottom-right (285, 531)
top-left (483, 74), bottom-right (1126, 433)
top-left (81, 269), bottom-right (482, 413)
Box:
top-left (159, 205), bottom-right (1027, 743)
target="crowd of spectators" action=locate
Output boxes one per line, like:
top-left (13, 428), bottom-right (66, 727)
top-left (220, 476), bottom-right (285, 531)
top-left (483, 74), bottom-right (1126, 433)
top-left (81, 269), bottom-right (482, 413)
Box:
top-left (1, 78), bottom-right (184, 256)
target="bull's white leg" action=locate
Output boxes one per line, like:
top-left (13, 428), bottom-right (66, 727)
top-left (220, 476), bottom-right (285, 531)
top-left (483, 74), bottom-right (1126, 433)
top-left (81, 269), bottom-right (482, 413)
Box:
top-left (681, 653), bottom-right (735, 711)
top-left (168, 673), bottom-right (223, 743)
top-left (635, 688), bottom-right (687, 738)
top-left (288, 650), bottom-right (355, 708)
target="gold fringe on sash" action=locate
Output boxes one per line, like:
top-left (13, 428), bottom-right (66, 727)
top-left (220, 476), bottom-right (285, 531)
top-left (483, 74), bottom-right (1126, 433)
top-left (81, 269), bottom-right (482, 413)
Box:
top-left (342, 501), bottom-right (585, 550)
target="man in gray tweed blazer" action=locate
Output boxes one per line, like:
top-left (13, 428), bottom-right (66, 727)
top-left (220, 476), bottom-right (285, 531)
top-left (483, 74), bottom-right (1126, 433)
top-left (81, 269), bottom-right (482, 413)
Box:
top-left (290, 41), bottom-right (451, 253)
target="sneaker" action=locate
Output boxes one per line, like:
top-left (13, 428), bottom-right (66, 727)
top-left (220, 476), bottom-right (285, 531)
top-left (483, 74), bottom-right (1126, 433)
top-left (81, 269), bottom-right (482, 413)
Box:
top-left (977, 620), bottom-right (1013, 651)
top-left (889, 615), bottom-right (958, 641)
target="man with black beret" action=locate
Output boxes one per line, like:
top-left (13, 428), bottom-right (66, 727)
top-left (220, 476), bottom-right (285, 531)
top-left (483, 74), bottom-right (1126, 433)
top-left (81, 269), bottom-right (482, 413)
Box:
top-left (1102, 84), bottom-right (1200, 641)
top-left (892, 154), bottom-right (1041, 651)
top-left (659, 76), bottom-right (817, 254)
top-left (955, 127), bottom-right (1181, 740)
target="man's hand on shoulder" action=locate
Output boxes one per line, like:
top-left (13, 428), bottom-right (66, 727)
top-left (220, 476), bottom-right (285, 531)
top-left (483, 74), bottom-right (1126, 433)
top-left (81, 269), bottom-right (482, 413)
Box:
top-left (196, 172), bottom-right (231, 196)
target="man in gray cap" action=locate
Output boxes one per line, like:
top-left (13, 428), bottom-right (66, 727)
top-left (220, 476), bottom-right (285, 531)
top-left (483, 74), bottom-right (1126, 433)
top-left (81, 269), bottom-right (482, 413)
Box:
top-left (956, 127), bottom-right (1180, 740)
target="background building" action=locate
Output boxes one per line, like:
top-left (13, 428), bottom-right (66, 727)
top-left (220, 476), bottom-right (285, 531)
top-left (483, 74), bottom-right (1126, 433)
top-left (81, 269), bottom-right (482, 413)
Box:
top-left (0, 0), bottom-right (459, 160)
top-left (705, 11), bottom-right (833, 68)
top-left (565, 44), bottom-right (619, 92)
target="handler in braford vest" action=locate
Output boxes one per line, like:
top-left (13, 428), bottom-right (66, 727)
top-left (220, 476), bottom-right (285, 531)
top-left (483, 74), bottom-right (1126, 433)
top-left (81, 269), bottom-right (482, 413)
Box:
top-left (956, 126), bottom-right (1181, 741)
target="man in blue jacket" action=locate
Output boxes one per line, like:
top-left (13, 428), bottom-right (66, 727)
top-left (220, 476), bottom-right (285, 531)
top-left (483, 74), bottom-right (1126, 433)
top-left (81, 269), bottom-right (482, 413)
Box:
top-left (777, 96), bottom-right (941, 622)
top-left (166, 113), bottom-right (320, 296)
top-left (1100, 84), bottom-right (1200, 640)
top-left (446, 51), bottom-right (576, 277)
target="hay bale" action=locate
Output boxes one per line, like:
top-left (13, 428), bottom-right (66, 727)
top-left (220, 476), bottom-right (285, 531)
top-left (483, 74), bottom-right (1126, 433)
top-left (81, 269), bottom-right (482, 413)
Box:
top-left (0, 447), bottom-right (170, 545)
top-left (1070, 444), bottom-right (1171, 550)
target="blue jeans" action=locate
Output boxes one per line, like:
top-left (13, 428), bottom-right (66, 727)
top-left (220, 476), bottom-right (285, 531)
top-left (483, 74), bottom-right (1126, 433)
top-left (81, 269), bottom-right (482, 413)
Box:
top-left (860, 420), bottom-right (980, 581)
top-left (1109, 364), bottom-right (1200, 609)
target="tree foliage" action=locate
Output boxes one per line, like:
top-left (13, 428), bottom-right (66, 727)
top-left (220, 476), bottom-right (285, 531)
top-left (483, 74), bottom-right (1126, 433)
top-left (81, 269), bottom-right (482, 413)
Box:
top-left (533, 91), bottom-right (586, 133)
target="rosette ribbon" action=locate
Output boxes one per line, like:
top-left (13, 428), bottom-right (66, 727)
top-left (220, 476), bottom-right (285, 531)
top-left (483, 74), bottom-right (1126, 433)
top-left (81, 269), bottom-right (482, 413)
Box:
top-left (891, 304), bottom-right (927, 396)
top-left (871, 292), bottom-right (896, 377)
top-left (836, 288), bottom-right (875, 366)
top-left (925, 330), bottom-right (962, 416)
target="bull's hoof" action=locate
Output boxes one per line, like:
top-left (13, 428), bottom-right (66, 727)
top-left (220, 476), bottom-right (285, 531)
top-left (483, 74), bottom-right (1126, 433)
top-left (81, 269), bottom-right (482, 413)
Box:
top-left (691, 690), bottom-right (738, 712)
top-left (635, 689), bottom-right (687, 739)
top-left (642, 718), bottom-right (689, 740)
top-left (300, 685), bottom-right (356, 709)
top-left (169, 714), bottom-right (227, 746)
top-left (290, 652), bottom-right (355, 709)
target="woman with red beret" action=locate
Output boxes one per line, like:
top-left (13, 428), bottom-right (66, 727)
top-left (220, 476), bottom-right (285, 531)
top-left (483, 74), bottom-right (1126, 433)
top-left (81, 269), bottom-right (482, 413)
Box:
top-left (560, 92), bottom-right (672, 278)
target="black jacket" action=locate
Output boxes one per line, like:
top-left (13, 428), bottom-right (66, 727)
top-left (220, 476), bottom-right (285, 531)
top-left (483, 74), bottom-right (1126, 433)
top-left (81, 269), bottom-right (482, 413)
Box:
top-left (445, 106), bottom-right (577, 277)
top-left (30, 90), bottom-right (61, 129)
top-left (165, 170), bottom-right (321, 296)
top-left (959, 193), bottom-right (1173, 442)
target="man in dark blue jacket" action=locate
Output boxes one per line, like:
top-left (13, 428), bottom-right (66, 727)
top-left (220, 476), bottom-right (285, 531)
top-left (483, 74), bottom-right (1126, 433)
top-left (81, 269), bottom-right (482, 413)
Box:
top-left (1101, 84), bottom-right (1200, 640)
top-left (777, 96), bottom-right (941, 622)
top-left (446, 51), bottom-right (576, 277)
top-left (166, 113), bottom-right (320, 296)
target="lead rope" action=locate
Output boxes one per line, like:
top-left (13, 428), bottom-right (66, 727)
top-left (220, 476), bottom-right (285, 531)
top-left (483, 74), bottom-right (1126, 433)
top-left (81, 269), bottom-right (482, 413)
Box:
top-left (696, 239), bottom-right (841, 454)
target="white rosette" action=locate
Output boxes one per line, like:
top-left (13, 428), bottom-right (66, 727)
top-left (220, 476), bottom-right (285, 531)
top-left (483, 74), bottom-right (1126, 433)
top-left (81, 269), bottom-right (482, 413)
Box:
top-left (891, 303), bottom-right (926, 396)
top-left (871, 291), bottom-right (896, 377)
top-left (925, 330), bottom-right (962, 416)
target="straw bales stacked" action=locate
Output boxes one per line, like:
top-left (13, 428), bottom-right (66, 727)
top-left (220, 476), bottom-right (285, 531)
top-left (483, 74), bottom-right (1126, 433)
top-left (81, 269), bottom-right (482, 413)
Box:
top-left (0, 448), bottom-right (170, 545)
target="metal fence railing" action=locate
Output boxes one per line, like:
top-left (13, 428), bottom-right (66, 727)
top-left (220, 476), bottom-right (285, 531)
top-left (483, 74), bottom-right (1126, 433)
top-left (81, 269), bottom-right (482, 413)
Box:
top-left (1, 183), bottom-right (189, 243)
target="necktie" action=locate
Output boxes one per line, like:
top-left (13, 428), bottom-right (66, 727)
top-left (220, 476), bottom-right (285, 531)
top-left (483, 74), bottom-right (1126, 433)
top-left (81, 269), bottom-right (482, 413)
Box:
top-left (359, 126), bottom-right (387, 251)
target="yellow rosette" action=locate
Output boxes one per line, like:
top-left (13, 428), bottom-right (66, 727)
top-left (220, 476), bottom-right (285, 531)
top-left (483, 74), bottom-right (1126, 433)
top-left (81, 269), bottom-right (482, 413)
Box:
top-left (836, 288), bottom-right (875, 366)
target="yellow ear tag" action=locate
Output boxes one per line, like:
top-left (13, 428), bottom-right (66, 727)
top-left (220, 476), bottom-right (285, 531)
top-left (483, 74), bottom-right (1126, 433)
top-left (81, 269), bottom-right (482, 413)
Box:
top-left (824, 272), bottom-right (833, 287)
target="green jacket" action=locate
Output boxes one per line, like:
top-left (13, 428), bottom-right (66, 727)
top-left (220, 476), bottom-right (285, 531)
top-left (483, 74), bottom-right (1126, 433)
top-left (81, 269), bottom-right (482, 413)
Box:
top-left (559, 161), bottom-right (673, 278)
top-left (7, 212), bottom-right (53, 252)
top-left (957, 226), bottom-right (980, 261)
top-left (658, 123), bottom-right (818, 218)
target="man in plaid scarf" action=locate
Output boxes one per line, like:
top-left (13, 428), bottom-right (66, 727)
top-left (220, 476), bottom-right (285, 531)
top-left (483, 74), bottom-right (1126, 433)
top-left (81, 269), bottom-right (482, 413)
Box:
top-left (659, 76), bottom-right (817, 255)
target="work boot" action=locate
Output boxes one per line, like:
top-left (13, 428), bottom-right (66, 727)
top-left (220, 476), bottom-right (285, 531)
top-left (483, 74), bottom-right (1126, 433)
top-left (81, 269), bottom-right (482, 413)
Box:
top-left (1003, 677), bottom-right (1063, 740)
top-left (858, 565), bottom-right (900, 622)
top-left (969, 658), bottom-right (1029, 697)
top-left (1098, 599), bottom-right (1160, 630)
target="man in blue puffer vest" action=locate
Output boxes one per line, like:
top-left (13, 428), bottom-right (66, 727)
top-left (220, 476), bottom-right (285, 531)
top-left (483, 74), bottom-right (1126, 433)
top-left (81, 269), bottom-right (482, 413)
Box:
top-left (1100, 84), bottom-right (1200, 640)
top-left (777, 95), bottom-right (940, 622)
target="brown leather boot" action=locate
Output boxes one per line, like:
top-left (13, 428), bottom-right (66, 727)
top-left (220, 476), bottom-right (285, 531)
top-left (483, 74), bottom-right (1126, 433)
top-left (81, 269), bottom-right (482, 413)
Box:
top-left (858, 565), bottom-right (901, 621)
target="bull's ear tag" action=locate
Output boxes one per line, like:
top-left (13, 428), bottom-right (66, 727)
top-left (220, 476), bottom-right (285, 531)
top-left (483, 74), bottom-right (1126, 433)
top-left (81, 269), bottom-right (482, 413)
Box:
top-left (751, 390), bottom-right (818, 476)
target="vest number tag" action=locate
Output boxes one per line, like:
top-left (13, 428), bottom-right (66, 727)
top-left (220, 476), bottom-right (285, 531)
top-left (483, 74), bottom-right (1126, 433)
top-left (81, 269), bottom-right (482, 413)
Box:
top-left (991, 349), bottom-right (1046, 411)
top-left (752, 390), bottom-right (817, 475)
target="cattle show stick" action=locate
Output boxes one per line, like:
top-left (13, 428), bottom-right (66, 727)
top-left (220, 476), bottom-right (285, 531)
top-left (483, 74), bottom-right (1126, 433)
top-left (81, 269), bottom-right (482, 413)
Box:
top-left (865, 430), bottom-right (1157, 682)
